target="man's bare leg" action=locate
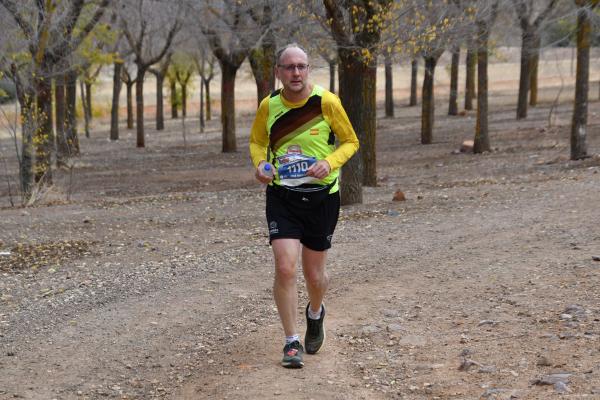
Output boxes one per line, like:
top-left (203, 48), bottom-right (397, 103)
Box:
top-left (302, 246), bottom-right (329, 354)
top-left (302, 246), bottom-right (329, 313)
top-left (272, 238), bottom-right (301, 337)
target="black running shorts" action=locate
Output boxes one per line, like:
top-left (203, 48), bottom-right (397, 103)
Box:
top-left (266, 185), bottom-right (340, 251)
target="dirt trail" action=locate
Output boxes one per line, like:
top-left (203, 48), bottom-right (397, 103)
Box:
top-left (181, 170), bottom-right (600, 399)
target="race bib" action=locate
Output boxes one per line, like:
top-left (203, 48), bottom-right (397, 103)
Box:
top-left (276, 148), bottom-right (318, 187)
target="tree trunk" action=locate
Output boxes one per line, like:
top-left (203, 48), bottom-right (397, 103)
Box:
top-left (16, 88), bottom-right (34, 196)
top-left (110, 62), bottom-right (122, 140)
top-left (34, 76), bottom-right (54, 184)
top-left (220, 62), bottom-right (238, 152)
top-left (421, 56), bottom-right (438, 145)
top-left (249, 45), bottom-right (275, 105)
top-left (337, 54), bottom-right (363, 204)
top-left (409, 59), bottom-right (418, 106)
top-left (249, 4), bottom-right (275, 105)
top-left (55, 76), bottom-right (68, 167)
top-left (156, 74), bottom-right (165, 130)
top-left (126, 82), bottom-right (134, 130)
top-left (200, 75), bottom-right (205, 133)
top-left (384, 53), bottom-right (394, 118)
top-left (517, 29), bottom-right (533, 119)
top-left (570, 5), bottom-right (591, 160)
top-left (329, 61), bottom-right (336, 93)
top-left (181, 108), bottom-right (187, 147)
top-left (338, 48), bottom-right (376, 201)
top-left (204, 79), bottom-right (212, 121)
top-left (529, 34), bottom-right (541, 107)
top-left (465, 47), bottom-right (477, 110)
top-left (448, 46), bottom-right (460, 116)
top-left (181, 83), bottom-right (187, 117)
top-left (170, 78), bottom-right (178, 119)
top-left (474, 26), bottom-right (491, 154)
top-left (80, 80), bottom-right (90, 139)
top-left (135, 69), bottom-right (146, 147)
top-left (85, 82), bottom-right (93, 122)
top-left (65, 70), bottom-right (79, 155)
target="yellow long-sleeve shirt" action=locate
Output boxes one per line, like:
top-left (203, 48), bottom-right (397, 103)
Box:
top-left (249, 86), bottom-right (359, 173)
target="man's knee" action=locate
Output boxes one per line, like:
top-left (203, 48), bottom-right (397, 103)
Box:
top-left (275, 261), bottom-right (297, 283)
top-left (304, 268), bottom-right (328, 288)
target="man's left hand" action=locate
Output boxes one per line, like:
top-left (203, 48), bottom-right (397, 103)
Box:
top-left (306, 160), bottom-right (331, 180)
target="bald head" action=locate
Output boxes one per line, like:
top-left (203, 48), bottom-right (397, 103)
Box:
top-left (276, 43), bottom-right (308, 65)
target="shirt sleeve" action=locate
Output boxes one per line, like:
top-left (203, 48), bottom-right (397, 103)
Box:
top-left (248, 97), bottom-right (270, 168)
top-left (321, 91), bottom-right (360, 171)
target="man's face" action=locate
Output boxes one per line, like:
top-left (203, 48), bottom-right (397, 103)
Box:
top-left (275, 48), bottom-right (309, 95)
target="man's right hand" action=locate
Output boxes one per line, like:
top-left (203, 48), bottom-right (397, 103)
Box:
top-left (255, 161), bottom-right (274, 184)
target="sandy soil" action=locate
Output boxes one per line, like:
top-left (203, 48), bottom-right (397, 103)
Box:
top-left (1, 55), bottom-right (600, 399)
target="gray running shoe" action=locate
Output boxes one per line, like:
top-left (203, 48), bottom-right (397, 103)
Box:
top-left (281, 340), bottom-right (304, 368)
top-left (305, 303), bottom-right (326, 354)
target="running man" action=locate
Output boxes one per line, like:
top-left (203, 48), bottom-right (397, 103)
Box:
top-left (249, 43), bottom-right (359, 368)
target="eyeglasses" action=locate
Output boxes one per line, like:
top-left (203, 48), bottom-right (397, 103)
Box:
top-left (277, 63), bottom-right (309, 72)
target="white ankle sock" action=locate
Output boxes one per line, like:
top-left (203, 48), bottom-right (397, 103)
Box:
top-left (308, 305), bottom-right (323, 320)
top-left (285, 334), bottom-right (300, 345)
